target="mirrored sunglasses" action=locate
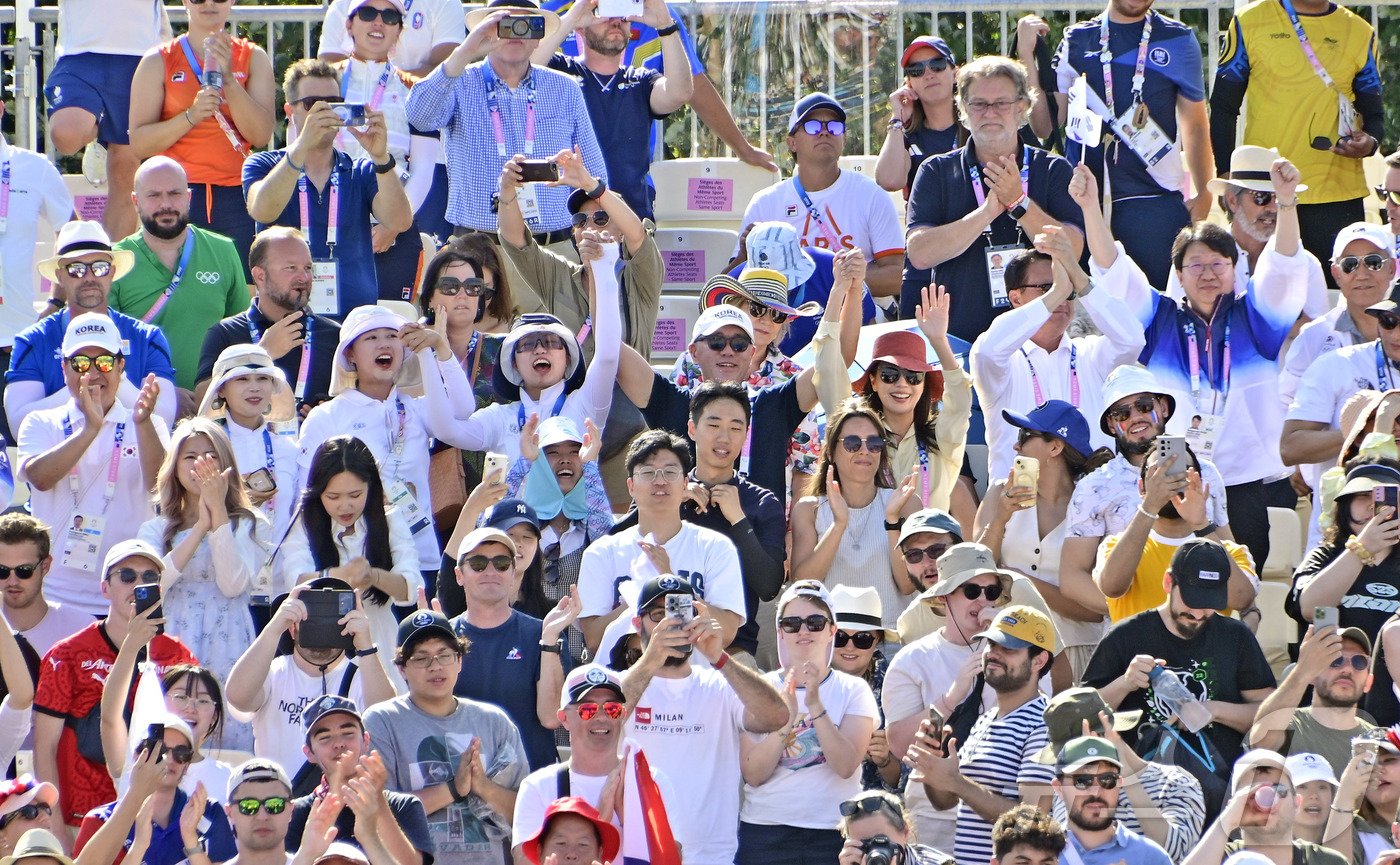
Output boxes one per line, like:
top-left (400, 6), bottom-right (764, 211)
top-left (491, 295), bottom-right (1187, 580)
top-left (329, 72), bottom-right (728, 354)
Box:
top-left (236, 796), bottom-right (289, 816)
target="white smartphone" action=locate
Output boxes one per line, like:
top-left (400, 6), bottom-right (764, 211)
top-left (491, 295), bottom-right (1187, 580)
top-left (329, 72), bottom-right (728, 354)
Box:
top-left (483, 452), bottom-right (508, 484)
top-left (1314, 605), bottom-right (1339, 631)
top-left (597, 0), bottom-right (643, 18)
top-left (1011, 456), bottom-right (1040, 497)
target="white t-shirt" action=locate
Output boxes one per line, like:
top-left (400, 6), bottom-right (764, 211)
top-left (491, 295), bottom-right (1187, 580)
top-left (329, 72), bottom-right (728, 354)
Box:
top-left (511, 760), bottom-right (677, 850)
top-left (739, 669), bottom-right (878, 830)
top-left (56, 0), bottom-right (167, 57)
top-left (7, 601), bottom-right (94, 657)
top-left (578, 523), bottom-right (745, 620)
top-left (625, 669), bottom-right (747, 865)
top-left (737, 170), bottom-right (905, 260)
top-left (1288, 338), bottom-right (1389, 427)
top-left (0, 697), bottom-right (31, 771)
top-left (0, 139), bottom-right (73, 346)
top-left (316, 0), bottom-right (466, 71)
top-left (182, 757), bottom-right (235, 803)
top-left (239, 654), bottom-right (372, 776)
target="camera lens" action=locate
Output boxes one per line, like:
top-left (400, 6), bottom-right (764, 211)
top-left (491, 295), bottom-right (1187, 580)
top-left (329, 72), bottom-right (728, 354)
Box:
top-left (509, 18), bottom-right (530, 36)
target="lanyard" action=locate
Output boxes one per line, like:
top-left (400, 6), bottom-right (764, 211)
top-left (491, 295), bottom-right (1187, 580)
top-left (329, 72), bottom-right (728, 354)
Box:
top-left (916, 440), bottom-right (931, 506)
top-left (247, 310), bottom-right (313, 401)
top-left (1021, 344), bottom-right (1080, 407)
top-left (739, 387), bottom-right (760, 476)
top-left (792, 174), bottom-right (845, 250)
top-left (298, 168), bottom-right (340, 254)
top-left (140, 231), bottom-right (196, 324)
top-left (460, 331), bottom-right (481, 382)
top-left (176, 36), bottom-right (247, 155)
top-left (483, 63), bottom-right (536, 158)
top-left (261, 426), bottom-right (276, 472)
top-left (1100, 12), bottom-right (1154, 115)
top-left (1377, 342), bottom-right (1396, 390)
top-left (0, 159), bottom-right (10, 231)
top-left (389, 397), bottom-right (407, 477)
top-left (1184, 318), bottom-right (1232, 412)
top-left (969, 146), bottom-right (1031, 210)
top-left (342, 60), bottom-right (394, 111)
top-left (519, 390), bottom-right (568, 430)
top-left (1279, 0), bottom-right (1337, 90)
top-left (61, 415), bottom-right (127, 511)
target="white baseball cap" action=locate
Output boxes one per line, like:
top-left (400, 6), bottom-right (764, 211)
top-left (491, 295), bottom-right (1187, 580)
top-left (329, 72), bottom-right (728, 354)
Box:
top-left (1331, 222), bottom-right (1394, 262)
top-left (537, 416), bottom-right (584, 449)
top-left (1285, 752), bottom-right (1339, 787)
top-left (61, 312), bottom-right (124, 358)
top-left (690, 305), bottom-right (755, 344)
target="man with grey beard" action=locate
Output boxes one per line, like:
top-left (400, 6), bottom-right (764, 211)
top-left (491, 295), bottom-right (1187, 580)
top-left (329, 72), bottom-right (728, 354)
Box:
top-left (1051, 737), bottom-right (1171, 865)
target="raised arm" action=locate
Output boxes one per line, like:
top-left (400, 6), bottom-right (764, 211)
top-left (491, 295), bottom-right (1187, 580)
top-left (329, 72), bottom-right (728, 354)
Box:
top-left (573, 239), bottom-right (623, 422)
top-left (807, 249), bottom-right (863, 414)
top-left (643, 0), bottom-right (695, 114)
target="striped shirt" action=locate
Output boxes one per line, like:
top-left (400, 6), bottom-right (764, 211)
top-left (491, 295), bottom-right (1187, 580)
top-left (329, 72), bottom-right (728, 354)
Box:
top-left (405, 59), bottom-right (607, 232)
top-left (953, 696), bottom-right (1055, 865)
top-left (1051, 761), bottom-right (1205, 863)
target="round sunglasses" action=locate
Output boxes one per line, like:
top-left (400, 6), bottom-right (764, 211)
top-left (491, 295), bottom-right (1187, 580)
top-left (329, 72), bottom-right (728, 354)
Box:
top-left (722, 295), bottom-right (790, 324)
top-left (839, 435), bottom-right (886, 454)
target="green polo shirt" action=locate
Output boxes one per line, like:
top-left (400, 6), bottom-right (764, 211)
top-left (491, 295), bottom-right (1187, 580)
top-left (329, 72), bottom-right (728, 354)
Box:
top-left (112, 225), bottom-right (250, 389)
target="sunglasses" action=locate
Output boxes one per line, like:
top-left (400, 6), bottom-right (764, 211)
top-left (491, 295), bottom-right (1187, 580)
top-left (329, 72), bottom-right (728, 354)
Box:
top-left (1376, 312), bottom-right (1400, 331)
top-left (901, 543), bottom-right (948, 564)
top-left (1017, 428), bottom-right (1050, 446)
top-left (434, 277), bottom-right (492, 297)
top-left (1311, 136), bottom-right (1334, 151)
top-left (235, 796), bottom-right (289, 816)
top-left (778, 614), bottom-right (832, 634)
top-left (0, 563), bottom-right (40, 580)
top-left (904, 57), bottom-right (951, 77)
top-left (1241, 190), bottom-right (1276, 207)
top-left (1106, 396), bottom-right (1158, 424)
top-left (108, 567), bottom-right (160, 585)
top-left (839, 796), bottom-right (895, 818)
top-left (290, 96), bottom-right (329, 111)
top-left (1337, 254), bottom-right (1390, 274)
top-left (1010, 282), bottom-right (1055, 294)
top-left (698, 334), bottom-right (753, 354)
top-left (573, 701), bottom-right (626, 721)
top-left (0, 803), bottom-right (51, 831)
top-left (799, 119), bottom-right (846, 136)
top-left (840, 435), bottom-right (886, 454)
top-left (353, 6), bottom-right (404, 25)
top-left (187, 0), bottom-right (231, 4)
top-left (959, 583), bottom-right (1004, 601)
top-left (835, 630), bottom-right (878, 649)
top-left (1065, 772), bottom-right (1120, 790)
top-left (1375, 187), bottom-right (1400, 207)
top-left (876, 366), bottom-right (926, 386)
top-left (723, 296), bottom-right (790, 324)
top-left (571, 211), bottom-right (610, 229)
top-left (67, 354), bottom-right (119, 375)
top-left (464, 555), bottom-right (514, 573)
top-left (64, 260), bottom-right (113, 279)
top-left (515, 333), bottom-right (567, 354)
top-left (1331, 654), bottom-right (1369, 671)
top-left (160, 744), bottom-right (195, 765)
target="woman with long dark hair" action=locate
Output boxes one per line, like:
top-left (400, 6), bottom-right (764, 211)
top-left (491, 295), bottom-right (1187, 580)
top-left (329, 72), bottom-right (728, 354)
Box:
top-left (280, 435), bottom-right (418, 682)
top-left (418, 232), bottom-right (517, 404)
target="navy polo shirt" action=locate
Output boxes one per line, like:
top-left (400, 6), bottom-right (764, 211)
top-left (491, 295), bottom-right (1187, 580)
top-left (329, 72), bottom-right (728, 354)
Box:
top-left (1054, 12), bottom-right (1205, 199)
top-left (79, 789), bottom-right (237, 865)
top-left (641, 374), bottom-right (807, 510)
top-left (727, 247), bottom-right (876, 357)
top-left (548, 55), bottom-right (666, 221)
top-left (903, 124), bottom-right (960, 195)
top-left (7, 308), bottom-right (176, 396)
top-left (902, 143), bottom-right (1083, 341)
top-left (195, 300), bottom-right (341, 408)
top-left (242, 149), bottom-right (381, 317)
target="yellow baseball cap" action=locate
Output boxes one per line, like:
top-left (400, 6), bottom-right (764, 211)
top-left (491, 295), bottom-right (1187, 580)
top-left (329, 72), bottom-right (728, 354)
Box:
top-left (974, 604), bottom-right (1057, 653)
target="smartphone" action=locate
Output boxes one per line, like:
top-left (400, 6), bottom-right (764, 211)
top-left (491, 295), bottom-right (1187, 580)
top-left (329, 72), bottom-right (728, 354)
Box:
top-left (1375, 484), bottom-right (1400, 512)
top-left (299, 588), bottom-right (357, 651)
top-left (133, 583), bottom-right (164, 635)
top-left (665, 593), bottom-right (694, 657)
top-left (326, 102), bottom-right (368, 128)
top-left (1155, 435), bottom-right (1188, 476)
top-left (1314, 605), bottom-right (1340, 631)
top-left (483, 452), bottom-right (508, 484)
top-left (244, 467), bottom-right (277, 495)
top-left (420, 309), bottom-right (436, 327)
top-left (142, 722), bottom-right (165, 758)
top-left (517, 159), bottom-right (560, 184)
top-left (498, 14), bottom-right (546, 39)
top-left (1011, 456), bottom-right (1040, 498)
top-left (597, 0), bottom-right (643, 17)
top-left (924, 706), bottom-right (948, 755)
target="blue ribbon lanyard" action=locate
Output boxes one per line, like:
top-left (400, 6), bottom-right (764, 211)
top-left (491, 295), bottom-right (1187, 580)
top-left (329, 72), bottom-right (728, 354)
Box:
top-left (1279, 0), bottom-right (1339, 90)
top-left (792, 175), bottom-right (844, 249)
top-left (176, 35), bottom-right (246, 154)
top-left (518, 390), bottom-right (568, 430)
top-left (1377, 342), bottom-right (1396, 390)
top-left (61, 415), bottom-right (127, 511)
top-left (140, 231), bottom-right (196, 324)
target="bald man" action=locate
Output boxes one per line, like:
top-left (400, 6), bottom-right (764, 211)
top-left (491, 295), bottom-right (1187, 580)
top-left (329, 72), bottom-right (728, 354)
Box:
top-left (112, 156), bottom-right (251, 393)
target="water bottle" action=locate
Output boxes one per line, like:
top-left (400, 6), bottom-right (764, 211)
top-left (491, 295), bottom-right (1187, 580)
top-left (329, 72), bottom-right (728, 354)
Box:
top-left (204, 42), bottom-right (224, 91)
top-left (1148, 666), bottom-right (1212, 732)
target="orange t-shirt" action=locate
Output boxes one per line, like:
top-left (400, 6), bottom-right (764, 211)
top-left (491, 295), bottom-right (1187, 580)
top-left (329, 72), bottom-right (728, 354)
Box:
top-left (158, 36), bottom-right (254, 186)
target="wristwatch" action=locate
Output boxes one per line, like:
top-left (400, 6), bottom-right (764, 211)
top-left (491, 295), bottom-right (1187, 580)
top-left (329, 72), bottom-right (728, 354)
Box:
top-left (539, 639), bottom-right (563, 655)
top-left (184, 839), bottom-right (206, 858)
top-left (1007, 195), bottom-right (1029, 220)
top-left (584, 178), bottom-right (608, 201)
top-left (373, 154), bottom-right (397, 175)
top-left (1194, 522), bottom-right (1219, 538)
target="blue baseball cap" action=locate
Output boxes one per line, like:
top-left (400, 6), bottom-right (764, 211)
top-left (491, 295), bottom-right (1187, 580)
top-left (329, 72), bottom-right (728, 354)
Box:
top-left (482, 499), bottom-right (540, 534)
top-left (788, 93), bottom-right (846, 134)
top-left (302, 695), bottom-right (362, 741)
top-left (1003, 400), bottom-right (1093, 457)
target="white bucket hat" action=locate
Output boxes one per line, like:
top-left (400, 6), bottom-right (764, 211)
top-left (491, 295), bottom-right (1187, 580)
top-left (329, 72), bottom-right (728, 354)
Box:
top-left (330, 305), bottom-right (424, 396)
top-left (1099, 365), bottom-right (1177, 435)
top-left (198, 344), bottom-right (295, 423)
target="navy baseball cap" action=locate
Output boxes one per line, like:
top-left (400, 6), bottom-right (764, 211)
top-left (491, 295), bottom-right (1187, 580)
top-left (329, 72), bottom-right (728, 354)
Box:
top-left (396, 609), bottom-right (457, 651)
top-left (482, 499), bottom-right (540, 534)
top-left (1003, 400), bottom-right (1093, 457)
top-left (788, 93), bottom-right (846, 134)
top-left (302, 695), bottom-right (362, 741)
top-left (898, 509), bottom-right (963, 546)
top-left (636, 574), bottom-right (695, 614)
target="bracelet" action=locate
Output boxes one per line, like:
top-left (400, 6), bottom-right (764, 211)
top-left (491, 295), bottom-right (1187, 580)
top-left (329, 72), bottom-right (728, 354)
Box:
top-left (1346, 536), bottom-right (1378, 566)
top-left (887, 117), bottom-right (905, 131)
top-left (447, 776), bottom-right (467, 803)
top-left (184, 109), bottom-right (196, 127)
top-left (884, 518), bottom-right (905, 532)
top-left (714, 651), bottom-right (730, 670)
top-left (498, 195), bottom-right (517, 206)
top-left (1331, 806), bottom-right (1356, 814)
top-left (655, 21), bottom-right (680, 37)
top-left (354, 647), bottom-right (377, 658)
top-left (810, 709), bottom-right (828, 724)
top-left (1137, 505), bottom-right (1160, 521)
top-left (1277, 199), bottom-right (1298, 208)
top-left (286, 153), bottom-right (306, 174)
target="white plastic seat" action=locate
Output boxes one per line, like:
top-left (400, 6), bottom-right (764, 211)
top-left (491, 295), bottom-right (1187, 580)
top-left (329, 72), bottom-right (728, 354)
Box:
top-left (650, 158), bottom-right (779, 232)
top-left (652, 227), bottom-right (741, 292)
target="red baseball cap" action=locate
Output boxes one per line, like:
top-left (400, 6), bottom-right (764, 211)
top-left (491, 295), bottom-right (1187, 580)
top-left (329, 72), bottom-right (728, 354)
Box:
top-left (901, 36), bottom-right (955, 68)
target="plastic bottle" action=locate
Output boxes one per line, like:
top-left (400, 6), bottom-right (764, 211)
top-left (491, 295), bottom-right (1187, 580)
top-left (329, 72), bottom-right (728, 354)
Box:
top-left (1148, 666), bottom-right (1212, 732)
top-left (204, 42), bottom-right (224, 91)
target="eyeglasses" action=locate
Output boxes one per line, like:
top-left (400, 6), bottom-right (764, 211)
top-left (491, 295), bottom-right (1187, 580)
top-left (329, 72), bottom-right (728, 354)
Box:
top-left (515, 333), bottom-right (567, 354)
top-left (572, 701), bottom-right (626, 721)
top-left (169, 692), bottom-right (217, 711)
top-left (632, 466), bottom-right (684, 484)
top-left (723, 296), bottom-right (790, 325)
top-left (1337, 254), bottom-right (1390, 274)
top-left (698, 334), bottom-right (753, 354)
top-left (1106, 396), bottom-right (1159, 424)
top-left (1017, 428), bottom-right (1050, 446)
top-left (0, 563), bottom-right (40, 580)
top-left (839, 795), bottom-right (895, 818)
top-left (966, 98), bottom-right (1022, 114)
top-left (1376, 312), bottom-right (1400, 331)
top-left (902, 543), bottom-right (948, 564)
top-left (1331, 654), bottom-right (1369, 671)
top-left (1181, 261), bottom-right (1232, 277)
top-left (835, 630), bottom-right (878, 649)
top-left (876, 367), bottom-right (926, 386)
top-left (778, 614), bottom-right (832, 633)
top-left (464, 554), bottom-right (514, 573)
top-left (63, 260), bottom-right (113, 279)
top-left (959, 583), bottom-right (1004, 602)
top-left (352, 6), bottom-right (403, 25)
top-left (434, 277), bottom-right (492, 297)
top-left (799, 119), bottom-right (846, 136)
top-left (289, 96), bottom-right (328, 111)
top-left (1065, 772), bottom-right (1121, 790)
top-left (1375, 187), bottom-right (1400, 207)
top-left (235, 796), bottom-right (289, 816)
top-left (904, 58), bottom-right (951, 77)
top-left (108, 567), bottom-right (160, 585)
top-left (1010, 282), bottom-right (1055, 294)
top-left (0, 803), bottom-right (52, 830)
top-left (404, 651), bottom-right (461, 669)
top-left (66, 354), bottom-right (119, 375)
top-left (840, 435), bottom-right (886, 454)
top-left (571, 211), bottom-right (610, 229)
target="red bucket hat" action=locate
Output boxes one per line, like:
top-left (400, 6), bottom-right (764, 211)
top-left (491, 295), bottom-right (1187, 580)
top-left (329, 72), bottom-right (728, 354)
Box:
top-left (520, 797), bottom-right (621, 865)
top-left (854, 330), bottom-right (945, 402)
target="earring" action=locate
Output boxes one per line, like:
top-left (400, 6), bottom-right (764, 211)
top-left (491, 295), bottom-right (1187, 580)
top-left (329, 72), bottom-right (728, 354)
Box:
top-left (211, 397), bottom-right (225, 410)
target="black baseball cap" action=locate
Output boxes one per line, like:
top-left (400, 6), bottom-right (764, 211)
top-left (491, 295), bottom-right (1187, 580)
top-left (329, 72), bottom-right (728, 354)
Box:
top-left (635, 574), bottom-right (695, 615)
top-left (396, 609), bottom-right (457, 652)
top-left (1169, 539), bottom-right (1231, 610)
top-left (302, 695), bottom-right (362, 741)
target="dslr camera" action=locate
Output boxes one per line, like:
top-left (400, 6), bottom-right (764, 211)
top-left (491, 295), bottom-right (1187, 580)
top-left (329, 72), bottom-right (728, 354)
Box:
top-left (860, 835), bottom-right (904, 865)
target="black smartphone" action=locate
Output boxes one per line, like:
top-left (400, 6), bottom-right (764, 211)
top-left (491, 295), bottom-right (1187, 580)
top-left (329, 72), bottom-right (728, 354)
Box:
top-left (143, 722), bottom-right (165, 758)
top-left (134, 583), bottom-right (164, 635)
top-left (299, 588), bottom-right (357, 651)
top-left (497, 14), bottom-right (546, 40)
top-left (517, 159), bottom-right (560, 183)
top-left (420, 308), bottom-right (436, 327)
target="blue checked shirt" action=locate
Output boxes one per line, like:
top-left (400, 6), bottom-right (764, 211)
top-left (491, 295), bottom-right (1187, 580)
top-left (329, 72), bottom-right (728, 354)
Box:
top-left (406, 59), bottom-right (608, 233)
